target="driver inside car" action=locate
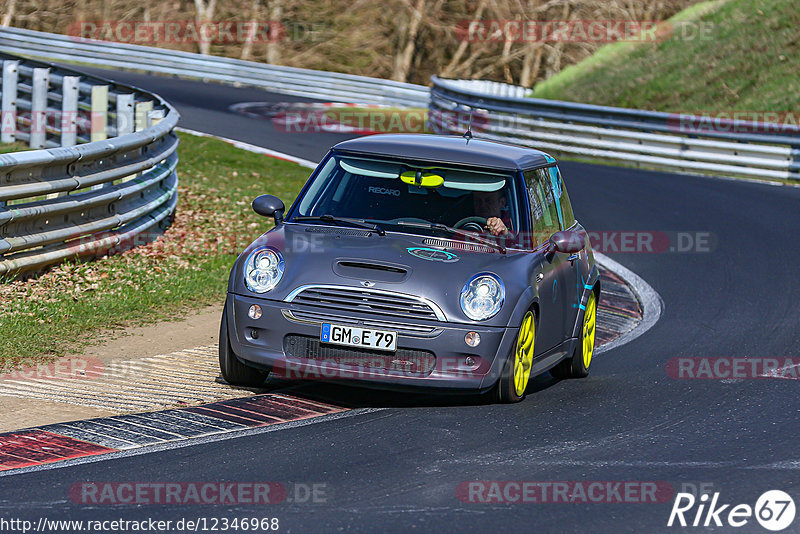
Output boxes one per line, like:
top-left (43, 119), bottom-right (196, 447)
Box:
top-left (473, 190), bottom-right (513, 237)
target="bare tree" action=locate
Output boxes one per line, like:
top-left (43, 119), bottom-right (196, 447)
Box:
top-left (193, 0), bottom-right (217, 55)
top-left (1, 0), bottom-right (16, 27)
top-left (2, 0), bottom-right (699, 86)
top-left (392, 0), bottom-right (428, 82)
top-left (266, 0), bottom-right (282, 64)
top-left (240, 0), bottom-right (260, 60)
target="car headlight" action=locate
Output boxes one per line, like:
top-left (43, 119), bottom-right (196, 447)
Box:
top-left (244, 247), bottom-right (284, 293)
top-left (460, 273), bottom-right (504, 321)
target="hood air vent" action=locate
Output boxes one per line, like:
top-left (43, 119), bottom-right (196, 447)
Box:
top-left (304, 227), bottom-right (371, 237)
top-left (333, 259), bottom-right (410, 283)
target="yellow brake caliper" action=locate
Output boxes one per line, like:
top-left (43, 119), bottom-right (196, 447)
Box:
top-left (582, 292), bottom-right (597, 369)
top-left (514, 311), bottom-right (535, 396)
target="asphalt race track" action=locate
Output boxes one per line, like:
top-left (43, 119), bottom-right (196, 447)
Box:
top-left (2, 68), bottom-right (799, 533)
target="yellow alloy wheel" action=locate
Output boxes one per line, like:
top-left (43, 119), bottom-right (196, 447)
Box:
top-left (582, 292), bottom-right (597, 369)
top-left (514, 311), bottom-right (536, 396)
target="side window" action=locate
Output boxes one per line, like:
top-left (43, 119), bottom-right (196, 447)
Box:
top-left (523, 169), bottom-right (560, 248)
top-left (551, 166), bottom-right (575, 229)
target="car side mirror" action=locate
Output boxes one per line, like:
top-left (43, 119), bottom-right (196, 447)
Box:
top-left (253, 194), bottom-right (285, 224)
top-left (548, 230), bottom-right (585, 254)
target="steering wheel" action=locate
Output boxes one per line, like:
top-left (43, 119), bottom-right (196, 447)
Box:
top-left (453, 216), bottom-right (488, 233)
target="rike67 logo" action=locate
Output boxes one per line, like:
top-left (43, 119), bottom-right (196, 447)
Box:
top-left (668, 490), bottom-right (796, 531)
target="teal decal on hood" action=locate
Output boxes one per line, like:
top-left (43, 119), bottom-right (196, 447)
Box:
top-left (407, 247), bottom-right (460, 263)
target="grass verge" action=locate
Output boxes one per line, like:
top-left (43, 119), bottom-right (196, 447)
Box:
top-left (0, 142), bottom-right (32, 156)
top-left (529, 0), bottom-right (800, 113)
top-left (0, 131), bottom-right (312, 366)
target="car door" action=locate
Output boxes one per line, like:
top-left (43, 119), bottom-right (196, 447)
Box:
top-left (522, 168), bottom-right (570, 353)
top-left (547, 165), bottom-right (585, 339)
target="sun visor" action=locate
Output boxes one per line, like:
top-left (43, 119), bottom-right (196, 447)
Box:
top-left (340, 158), bottom-right (401, 179)
top-left (443, 170), bottom-right (507, 192)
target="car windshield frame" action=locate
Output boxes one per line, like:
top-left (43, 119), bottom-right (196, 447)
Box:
top-left (285, 151), bottom-right (532, 244)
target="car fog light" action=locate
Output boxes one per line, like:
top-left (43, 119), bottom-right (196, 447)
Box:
top-left (248, 304), bottom-right (262, 320)
top-left (465, 331), bottom-right (481, 347)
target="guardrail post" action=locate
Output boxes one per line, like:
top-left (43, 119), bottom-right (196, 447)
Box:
top-left (2, 60), bottom-right (19, 144)
top-left (113, 93), bottom-right (136, 188)
top-left (90, 85), bottom-right (108, 142)
top-left (90, 85), bottom-right (109, 191)
top-left (60, 76), bottom-right (80, 147)
top-left (30, 68), bottom-right (50, 149)
top-left (0, 59), bottom-right (9, 207)
top-left (791, 147), bottom-right (800, 179)
top-left (116, 94), bottom-right (134, 136)
top-left (135, 101), bottom-right (153, 131)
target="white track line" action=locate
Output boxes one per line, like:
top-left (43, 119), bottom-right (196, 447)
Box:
top-left (594, 252), bottom-right (664, 355)
top-left (175, 127), bottom-right (317, 169)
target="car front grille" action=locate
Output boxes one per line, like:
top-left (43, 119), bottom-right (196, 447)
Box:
top-left (283, 335), bottom-right (435, 376)
top-left (284, 285), bottom-right (444, 322)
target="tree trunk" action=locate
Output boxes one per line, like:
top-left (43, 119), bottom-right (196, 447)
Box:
top-left (1, 0), bottom-right (16, 27)
top-left (391, 0), bottom-right (427, 83)
top-left (240, 0), bottom-right (260, 61)
top-left (501, 26), bottom-right (514, 84)
top-left (520, 43), bottom-right (545, 87)
top-left (440, 0), bottom-right (487, 78)
top-left (193, 0), bottom-right (217, 56)
top-left (265, 0), bottom-right (282, 65)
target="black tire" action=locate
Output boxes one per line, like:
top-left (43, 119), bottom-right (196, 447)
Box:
top-left (549, 346), bottom-right (587, 379)
top-left (496, 350), bottom-right (525, 403)
top-left (219, 306), bottom-right (269, 387)
top-left (495, 310), bottom-right (537, 403)
top-left (551, 291), bottom-right (597, 380)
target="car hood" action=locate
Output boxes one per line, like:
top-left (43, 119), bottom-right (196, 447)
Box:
top-left (229, 223), bottom-right (541, 326)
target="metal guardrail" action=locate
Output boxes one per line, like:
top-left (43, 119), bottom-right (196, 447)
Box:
top-left (0, 53), bottom-right (179, 277)
top-left (430, 77), bottom-right (800, 181)
top-left (0, 26), bottom-right (430, 108)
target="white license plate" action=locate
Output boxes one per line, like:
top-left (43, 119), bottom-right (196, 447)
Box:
top-left (320, 323), bottom-right (397, 352)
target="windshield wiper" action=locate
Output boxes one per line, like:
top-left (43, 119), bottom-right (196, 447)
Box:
top-left (293, 215), bottom-right (386, 236)
top-left (397, 221), bottom-right (506, 254)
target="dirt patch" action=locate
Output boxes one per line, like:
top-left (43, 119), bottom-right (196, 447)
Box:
top-left (72, 302), bottom-right (223, 364)
top-left (0, 302), bottom-right (226, 432)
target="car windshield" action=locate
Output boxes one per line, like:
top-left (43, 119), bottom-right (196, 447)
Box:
top-left (290, 154), bottom-right (524, 240)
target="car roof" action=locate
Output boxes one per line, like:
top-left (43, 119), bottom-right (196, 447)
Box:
top-left (331, 134), bottom-right (553, 171)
